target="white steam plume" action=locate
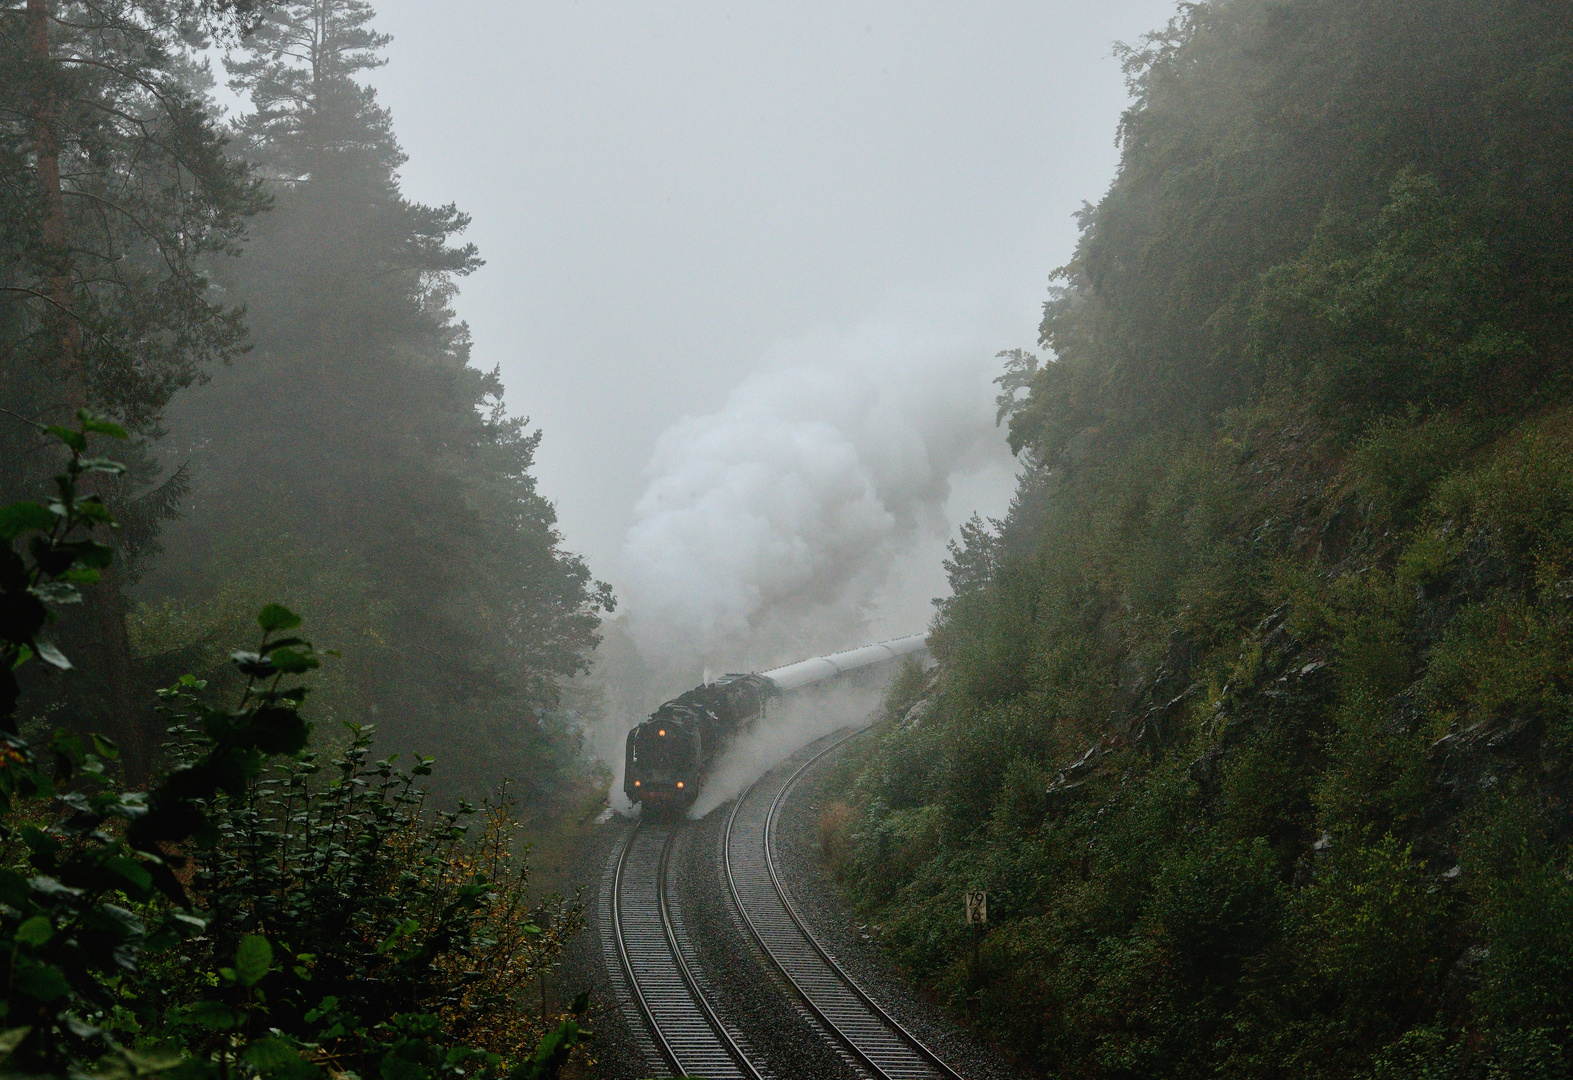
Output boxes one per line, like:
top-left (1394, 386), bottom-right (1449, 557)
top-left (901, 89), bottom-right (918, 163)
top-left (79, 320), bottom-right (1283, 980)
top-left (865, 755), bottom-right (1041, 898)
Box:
top-left (686, 681), bottom-right (883, 819)
top-left (621, 298), bottom-right (1010, 668)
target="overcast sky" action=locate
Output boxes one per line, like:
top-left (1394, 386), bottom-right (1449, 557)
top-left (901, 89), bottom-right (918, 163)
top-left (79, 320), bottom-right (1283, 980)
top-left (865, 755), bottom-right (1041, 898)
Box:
top-left (330, 1), bottom-right (1176, 598)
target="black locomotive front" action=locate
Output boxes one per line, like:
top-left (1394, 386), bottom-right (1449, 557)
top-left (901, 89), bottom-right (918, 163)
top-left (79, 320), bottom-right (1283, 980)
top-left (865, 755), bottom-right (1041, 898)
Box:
top-left (624, 673), bottom-right (771, 813)
top-left (623, 715), bottom-right (701, 811)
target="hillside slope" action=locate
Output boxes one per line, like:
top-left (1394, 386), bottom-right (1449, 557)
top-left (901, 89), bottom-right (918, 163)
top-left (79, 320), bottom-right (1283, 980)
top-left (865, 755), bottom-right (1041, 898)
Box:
top-left (821, 3), bottom-right (1573, 1077)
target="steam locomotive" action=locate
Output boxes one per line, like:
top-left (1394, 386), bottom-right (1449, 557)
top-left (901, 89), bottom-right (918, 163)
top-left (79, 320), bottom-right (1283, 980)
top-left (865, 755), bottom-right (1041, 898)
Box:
top-left (622, 672), bottom-right (772, 813)
top-left (623, 635), bottom-right (929, 814)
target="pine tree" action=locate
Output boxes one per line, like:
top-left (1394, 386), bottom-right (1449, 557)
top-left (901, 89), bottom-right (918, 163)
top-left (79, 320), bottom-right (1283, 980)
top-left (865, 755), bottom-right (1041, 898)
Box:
top-left (146, 0), bottom-right (612, 801)
top-left (0, 0), bottom-right (267, 772)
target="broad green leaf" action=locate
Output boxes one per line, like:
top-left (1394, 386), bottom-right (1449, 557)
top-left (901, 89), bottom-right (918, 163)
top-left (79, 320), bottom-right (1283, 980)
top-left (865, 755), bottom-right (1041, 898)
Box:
top-left (48, 733), bottom-right (84, 770)
top-left (187, 1000), bottom-right (236, 1031)
top-left (249, 708), bottom-right (310, 755)
top-left (235, 934), bottom-right (273, 987)
top-left (303, 996), bottom-right (338, 1024)
top-left (13, 916), bottom-right (52, 946)
top-left (0, 870), bottom-right (29, 908)
top-left (245, 1036), bottom-right (320, 1080)
top-left (106, 856), bottom-right (153, 894)
top-left (0, 502), bottom-right (55, 540)
top-left (23, 836), bottom-right (62, 861)
top-left (257, 604), bottom-right (303, 633)
top-left (64, 541), bottom-right (114, 569)
top-left (379, 1053), bottom-right (428, 1080)
top-left (45, 426), bottom-right (87, 453)
top-left (118, 1047), bottom-right (188, 1073)
top-left (15, 962), bottom-right (70, 1001)
top-left (76, 412), bottom-right (128, 439)
top-left (72, 496), bottom-right (115, 520)
top-left (267, 647), bottom-right (319, 674)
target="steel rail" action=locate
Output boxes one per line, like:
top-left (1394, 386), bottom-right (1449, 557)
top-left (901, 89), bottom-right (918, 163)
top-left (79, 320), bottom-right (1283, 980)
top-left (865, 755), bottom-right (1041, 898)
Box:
top-left (612, 820), bottom-right (764, 1080)
top-left (725, 728), bottom-right (966, 1080)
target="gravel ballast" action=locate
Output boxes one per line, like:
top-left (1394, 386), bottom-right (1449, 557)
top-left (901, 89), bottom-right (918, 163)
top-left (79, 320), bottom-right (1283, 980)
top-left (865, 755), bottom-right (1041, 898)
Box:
top-left (677, 802), bottom-right (863, 1080)
top-left (552, 818), bottom-right (652, 1080)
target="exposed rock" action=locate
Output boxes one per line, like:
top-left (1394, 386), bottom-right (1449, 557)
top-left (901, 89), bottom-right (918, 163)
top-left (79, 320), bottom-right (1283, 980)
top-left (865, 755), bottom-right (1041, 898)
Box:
top-left (1135, 681), bottom-right (1200, 749)
top-left (1188, 747), bottom-right (1226, 794)
top-left (1047, 737), bottom-right (1127, 798)
top-left (900, 699), bottom-right (931, 730)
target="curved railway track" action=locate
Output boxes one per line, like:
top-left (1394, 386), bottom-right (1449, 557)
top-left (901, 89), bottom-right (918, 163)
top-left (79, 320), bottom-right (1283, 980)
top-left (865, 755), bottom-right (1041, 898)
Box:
top-left (611, 821), bottom-right (765, 1080)
top-left (724, 729), bottom-right (965, 1080)
top-left (611, 729), bottom-right (964, 1079)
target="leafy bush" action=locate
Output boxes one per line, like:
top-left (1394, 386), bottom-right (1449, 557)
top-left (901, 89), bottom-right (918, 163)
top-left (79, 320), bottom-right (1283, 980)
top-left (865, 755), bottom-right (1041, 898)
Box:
top-left (0, 417), bottom-right (590, 1079)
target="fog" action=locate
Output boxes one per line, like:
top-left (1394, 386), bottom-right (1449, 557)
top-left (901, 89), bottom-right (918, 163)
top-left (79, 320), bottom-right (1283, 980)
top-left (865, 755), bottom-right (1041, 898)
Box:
top-left (357, 0), bottom-right (1177, 624)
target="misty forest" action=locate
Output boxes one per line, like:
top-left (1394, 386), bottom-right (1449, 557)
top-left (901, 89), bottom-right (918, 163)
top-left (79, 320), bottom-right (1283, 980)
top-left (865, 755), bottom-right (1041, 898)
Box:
top-left (1, 1), bottom-right (1571, 1079)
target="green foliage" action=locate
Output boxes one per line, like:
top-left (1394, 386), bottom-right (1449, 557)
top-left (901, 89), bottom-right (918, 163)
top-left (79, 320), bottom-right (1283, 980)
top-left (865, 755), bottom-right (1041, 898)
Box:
top-left (0, 1), bottom-right (267, 429)
top-left (0, 410), bottom-right (130, 722)
top-left (822, 1), bottom-right (1573, 1075)
top-left (1251, 173), bottom-right (1531, 427)
top-left (0, 0), bottom-right (274, 778)
top-left (0, 423), bottom-right (590, 1079)
top-left (1007, 0), bottom-right (1573, 463)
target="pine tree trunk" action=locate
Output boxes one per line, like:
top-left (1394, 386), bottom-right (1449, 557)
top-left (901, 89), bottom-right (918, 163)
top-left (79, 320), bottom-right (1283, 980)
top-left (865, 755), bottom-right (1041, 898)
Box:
top-left (92, 566), bottom-right (149, 781)
top-left (26, 0), bottom-right (81, 392)
top-left (29, 0), bottom-right (147, 781)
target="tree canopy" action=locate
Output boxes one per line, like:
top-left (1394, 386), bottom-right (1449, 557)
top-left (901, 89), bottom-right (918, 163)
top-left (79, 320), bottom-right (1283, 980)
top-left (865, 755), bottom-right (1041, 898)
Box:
top-left (141, 0), bottom-right (612, 800)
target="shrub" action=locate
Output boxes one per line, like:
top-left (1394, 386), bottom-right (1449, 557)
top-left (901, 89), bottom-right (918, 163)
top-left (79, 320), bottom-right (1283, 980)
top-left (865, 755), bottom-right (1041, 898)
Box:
top-left (0, 417), bottom-right (590, 1079)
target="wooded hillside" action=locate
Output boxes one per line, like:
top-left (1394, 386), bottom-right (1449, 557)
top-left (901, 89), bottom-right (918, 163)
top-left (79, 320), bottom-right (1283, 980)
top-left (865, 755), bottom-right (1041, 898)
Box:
top-left (824, 3), bottom-right (1573, 1076)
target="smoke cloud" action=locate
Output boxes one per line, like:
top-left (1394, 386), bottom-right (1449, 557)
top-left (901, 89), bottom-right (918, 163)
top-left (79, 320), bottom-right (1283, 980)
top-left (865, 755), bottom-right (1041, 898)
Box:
top-left (621, 297), bottom-right (1010, 669)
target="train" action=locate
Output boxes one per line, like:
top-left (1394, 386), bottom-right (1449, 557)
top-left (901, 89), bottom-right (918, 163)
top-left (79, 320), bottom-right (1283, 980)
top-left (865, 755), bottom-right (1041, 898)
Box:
top-left (623, 635), bottom-right (929, 814)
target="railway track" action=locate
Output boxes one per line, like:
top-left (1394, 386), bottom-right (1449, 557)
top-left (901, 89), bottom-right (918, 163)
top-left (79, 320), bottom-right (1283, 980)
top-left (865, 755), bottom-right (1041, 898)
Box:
top-left (611, 821), bottom-right (765, 1080)
top-left (724, 729), bottom-right (965, 1080)
top-left (611, 729), bottom-right (964, 1079)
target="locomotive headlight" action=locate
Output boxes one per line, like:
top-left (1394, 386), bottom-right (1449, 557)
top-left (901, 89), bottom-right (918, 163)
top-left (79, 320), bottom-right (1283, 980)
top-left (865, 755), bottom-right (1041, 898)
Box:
top-left (676, 781), bottom-right (684, 789)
